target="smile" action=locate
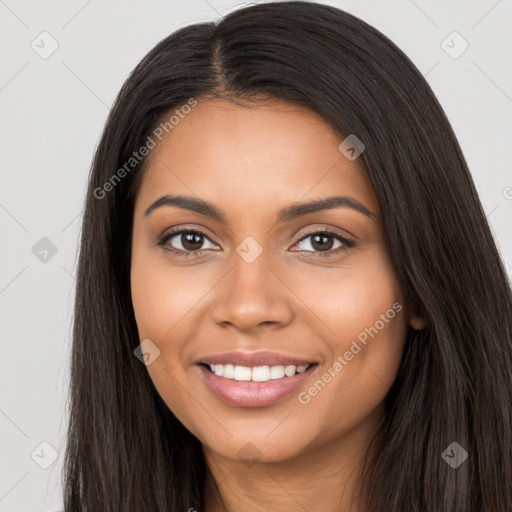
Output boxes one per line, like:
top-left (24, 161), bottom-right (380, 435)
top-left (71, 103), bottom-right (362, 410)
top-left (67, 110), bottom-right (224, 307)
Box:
top-left (206, 363), bottom-right (311, 382)
top-left (197, 363), bottom-right (318, 407)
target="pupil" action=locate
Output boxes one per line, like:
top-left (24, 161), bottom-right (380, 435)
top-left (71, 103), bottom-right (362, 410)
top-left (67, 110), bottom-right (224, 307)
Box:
top-left (182, 233), bottom-right (202, 251)
top-left (311, 234), bottom-right (333, 251)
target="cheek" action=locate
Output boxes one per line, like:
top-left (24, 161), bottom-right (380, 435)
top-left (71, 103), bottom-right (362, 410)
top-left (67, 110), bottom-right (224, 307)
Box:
top-left (291, 250), bottom-right (407, 412)
top-left (292, 250), bottom-right (404, 348)
top-left (318, 277), bottom-right (404, 350)
top-left (130, 249), bottom-right (214, 434)
top-left (130, 249), bottom-right (215, 342)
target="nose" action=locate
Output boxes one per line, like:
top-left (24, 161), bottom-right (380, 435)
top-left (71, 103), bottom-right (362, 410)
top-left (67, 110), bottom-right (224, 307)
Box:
top-left (211, 249), bottom-right (294, 333)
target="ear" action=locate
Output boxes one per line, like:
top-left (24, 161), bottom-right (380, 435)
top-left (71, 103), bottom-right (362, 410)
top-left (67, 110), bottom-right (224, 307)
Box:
top-left (409, 315), bottom-right (427, 330)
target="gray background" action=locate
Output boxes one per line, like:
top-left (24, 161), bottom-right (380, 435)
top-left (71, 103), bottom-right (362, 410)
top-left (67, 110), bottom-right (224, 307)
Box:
top-left (1, 0), bottom-right (511, 510)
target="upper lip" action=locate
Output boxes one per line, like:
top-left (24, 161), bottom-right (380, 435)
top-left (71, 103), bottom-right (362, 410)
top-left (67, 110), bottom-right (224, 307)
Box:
top-left (198, 351), bottom-right (316, 367)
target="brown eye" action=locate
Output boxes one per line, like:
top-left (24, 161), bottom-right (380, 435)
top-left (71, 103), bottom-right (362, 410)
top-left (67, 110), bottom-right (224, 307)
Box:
top-left (292, 230), bottom-right (355, 257)
top-left (310, 233), bottom-right (335, 251)
top-left (158, 229), bottom-right (219, 255)
top-left (179, 232), bottom-right (204, 251)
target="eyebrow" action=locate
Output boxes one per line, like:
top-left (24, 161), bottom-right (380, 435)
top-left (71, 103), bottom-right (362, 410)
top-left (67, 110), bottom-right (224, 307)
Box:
top-left (144, 194), bottom-right (375, 221)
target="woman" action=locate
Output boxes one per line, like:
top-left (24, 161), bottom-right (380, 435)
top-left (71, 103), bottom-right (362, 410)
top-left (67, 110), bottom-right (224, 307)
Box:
top-left (63, 2), bottom-right (512, 511)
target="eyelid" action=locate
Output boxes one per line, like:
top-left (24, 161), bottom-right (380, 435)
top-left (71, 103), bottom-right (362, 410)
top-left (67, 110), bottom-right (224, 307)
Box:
top-left (157, 226), bottom-right (219, 248)
top-left (294, 225), bottom-right (355, 243)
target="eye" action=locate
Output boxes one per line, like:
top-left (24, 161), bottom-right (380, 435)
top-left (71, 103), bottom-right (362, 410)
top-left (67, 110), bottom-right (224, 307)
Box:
top-left (156, 229), bottom-right (219, 256)
top-left (292, 229), bottom-right (355, 257)
top-left (156, 227), bottom-right (355, 259)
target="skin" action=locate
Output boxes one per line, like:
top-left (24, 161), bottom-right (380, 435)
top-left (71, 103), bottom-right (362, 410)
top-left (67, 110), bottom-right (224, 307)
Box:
top-left (130, 97), bottom-right (424, 512)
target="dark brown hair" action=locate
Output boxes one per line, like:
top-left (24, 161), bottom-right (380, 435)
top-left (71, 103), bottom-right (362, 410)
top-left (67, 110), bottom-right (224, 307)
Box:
top-left (63, 2), bottom-right (512, 510)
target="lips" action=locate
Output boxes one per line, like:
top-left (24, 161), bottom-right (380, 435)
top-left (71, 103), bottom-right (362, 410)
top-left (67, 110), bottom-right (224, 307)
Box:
top-left (194, 350), bottom-right (319, 407)
top-left (197, 350), bottom-right (315, 367)
top-left (197, 362), bottom-right (318, 407)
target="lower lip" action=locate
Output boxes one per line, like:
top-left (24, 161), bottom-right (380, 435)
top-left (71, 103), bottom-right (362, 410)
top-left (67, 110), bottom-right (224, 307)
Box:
top-left (197, 364), bottom-right (318, 408)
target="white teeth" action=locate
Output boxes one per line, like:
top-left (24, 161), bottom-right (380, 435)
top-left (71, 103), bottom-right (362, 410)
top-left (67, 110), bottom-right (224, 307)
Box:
top-left (252, 366), bottom-right (271, 382)
top-left (206, 363), bottom-right (311, 382)
top-left (284, 365), bottom-right (296, 377)
top-left (234, 365), bottom-right (252, 381)
top-left (223, 363), bottom-right (235, 379)
top-left (270, 365), bottom-right (285, 379)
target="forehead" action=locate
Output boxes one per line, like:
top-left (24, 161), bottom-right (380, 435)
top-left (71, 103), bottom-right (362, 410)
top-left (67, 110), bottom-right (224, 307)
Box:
top-left (135, 98), bottom-right (379, 218)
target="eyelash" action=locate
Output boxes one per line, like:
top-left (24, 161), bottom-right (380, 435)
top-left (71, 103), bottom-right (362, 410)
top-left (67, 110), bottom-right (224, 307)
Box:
top-left (156, 227), bottom-right (356, 259)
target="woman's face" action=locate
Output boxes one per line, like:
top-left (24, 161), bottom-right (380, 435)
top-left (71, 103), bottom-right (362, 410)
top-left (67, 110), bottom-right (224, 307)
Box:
top-left (131, 98), bottom-right (418, 464)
